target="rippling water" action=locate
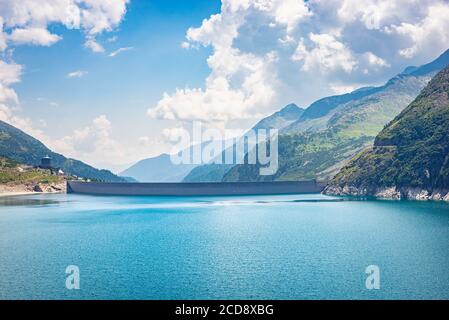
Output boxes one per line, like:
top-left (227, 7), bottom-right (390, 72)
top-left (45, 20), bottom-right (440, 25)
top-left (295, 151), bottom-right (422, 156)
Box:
top-left (1, 193), bottom-right (449, 300)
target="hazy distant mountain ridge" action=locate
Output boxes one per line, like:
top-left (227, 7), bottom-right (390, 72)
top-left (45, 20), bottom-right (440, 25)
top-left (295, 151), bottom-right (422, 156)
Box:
top-left (182, 104), bottom-right (304, 182)
top-left (120, 153), bottom-right (197, 182)
top-left (252, 103), bottom-right (304, 130)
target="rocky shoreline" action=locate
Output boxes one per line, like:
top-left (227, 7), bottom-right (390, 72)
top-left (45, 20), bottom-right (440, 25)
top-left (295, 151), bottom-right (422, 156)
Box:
top-left (0, 182), bottom-right (66, 196)
top-left (324, 185), bottom-right (449, 202)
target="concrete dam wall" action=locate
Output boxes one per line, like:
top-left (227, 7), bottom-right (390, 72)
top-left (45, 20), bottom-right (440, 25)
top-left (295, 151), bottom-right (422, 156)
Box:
top-left (67, 181), bottom-right (326, 196)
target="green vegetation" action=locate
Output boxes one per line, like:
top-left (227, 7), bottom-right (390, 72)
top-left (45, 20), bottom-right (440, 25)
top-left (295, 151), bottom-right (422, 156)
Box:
top-left (0, 157), bottom-right (63, 185)
top-left (223, 132), bottom-right (373, 182)
top-left (223, 50), bottom-right (449, 182)
top-left (224, 75), bottom-right (430, 182)
top-left (224, 49), bottom-right (449, 183)
top-left (330, 66), bottom-right (449, 192)
top-left (183, 164), bottom-right (234, 183)
top-left (0, 120), bottom-right (125, 182)
top-left (182, 104), bottom-right (304, 182)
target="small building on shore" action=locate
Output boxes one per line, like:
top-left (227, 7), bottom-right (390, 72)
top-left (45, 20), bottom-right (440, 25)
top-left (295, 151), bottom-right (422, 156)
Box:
top-left (40, 155), bottom-right (52, 169)
top-left (37, 155), bottom-right (63, 176)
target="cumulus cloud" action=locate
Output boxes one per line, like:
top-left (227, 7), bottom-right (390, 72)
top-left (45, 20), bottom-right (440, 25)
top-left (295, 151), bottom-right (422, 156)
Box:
top-left (364, 52), bottom-right (390, 67)
top-left (149, 0), bottom-right (285, 126)
top-left (0, 60), bottom-right (52, 146)
top-left (51, 115), bottom-right (124, 167)
top-left (0, 0), bottom-right (129, 52)
top-left (255, 0), bottom-right (311, 33)
top-left (2, 0), bottom-right (449, 169)
top-left (149, 0), bottom-right (449, 133)
top-left (388, 3), bottom-right (449, 58)
top-left (9, 28), bottom-right (62, 46)
top-left (50, 115), bottom-right (171, 169)
top-left (0, 0), bottom-right (130, 169)
top-left (0, 60), bottom-right (22, 85)
top-left (337, 0), bottom-right (411, 29)
top-left (0, 18), bottom-right (8, 51)
top-left (292, 33), bottom-right (358, 73)
top-left (0, 61), bottom-right (22, 130)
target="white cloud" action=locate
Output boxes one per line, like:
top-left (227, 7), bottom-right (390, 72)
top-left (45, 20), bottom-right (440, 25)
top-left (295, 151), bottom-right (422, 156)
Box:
top-left (149, 0), bottom-right (283, 127)
top-left (389, 3), bottom-right (449, 58)
top-left (109, 46), bottom-right (134, 57)
top-left (259, 0), bottom-right (312, 33)
top-left (0, 60), bottom-right (51, 143)
top-left (0, 60), bottom-right (22, 85)
top-left (51, 115), bottom-right (124, 167)
top-left (292, 33), bottom-right (358, 73)
top-left (84, 38), bottom-right (104, 53)
top-left (278, 34), bottom-right (295, 46)
top-left (364, 52), bottom-right (390, 67)
top-left (0, 103), bottom-right (50, 146)
top-left (9, 28), bottom-right (62, 46)
top-left (50, 115), bottom-right (171, 169)
top-left (150, 0), bottom-right (449, 132)
top-left (78, 0), bottom-right (130, 35)
top-left (0, 18), bottom-right (8, 51)
top-left (2, 0), bottom-right (449, 169)
top-left (0, 0), bottom-right (130, 169)
top-left (0, 0), bottom-right (129, 52)
top-left (67, 70), bottom-right (88, 78)
top-left (162, 126), bottom-right (190, 144)
top-left (180, 41), bottom-right (191, 49)
top-left (330, 84), bottom-right (357, 95)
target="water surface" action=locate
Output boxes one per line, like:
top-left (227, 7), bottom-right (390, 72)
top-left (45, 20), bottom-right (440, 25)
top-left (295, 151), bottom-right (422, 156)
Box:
top-left (1, 193), bottom-right (449, 300)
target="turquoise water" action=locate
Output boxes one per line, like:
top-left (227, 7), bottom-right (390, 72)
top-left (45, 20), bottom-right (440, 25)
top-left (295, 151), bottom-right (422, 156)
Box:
top-left (1, 193), bottom-right (449, 300)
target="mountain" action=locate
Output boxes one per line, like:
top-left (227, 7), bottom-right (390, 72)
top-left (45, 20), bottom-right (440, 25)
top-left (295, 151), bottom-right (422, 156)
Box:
top-left (182, 163), bottom-right (233, 183)
top-left (0, 120), bottom-right (125, 182)
top-left (252, 103), bottom-right (304, 130)
top-left (325, 65), bottom-right (449, 201)
top-left (0, 156), bottom-right (66, 193)
top-left (290, 86), bottom-right (382, 125)
top-left (120, 153), bottom-right (197, 182)
top-left (223, 49), bottom-right (449, 182)
top-left (285, 48), bottom-right (449, 134)
top-left (182, 103), bottom-right (304, 182)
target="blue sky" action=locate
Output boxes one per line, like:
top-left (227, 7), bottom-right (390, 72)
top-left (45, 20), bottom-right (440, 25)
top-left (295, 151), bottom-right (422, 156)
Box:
top-left (1, 0), bottom-right (449, 172)
top-left (13, 0), bottom-right (219, 151)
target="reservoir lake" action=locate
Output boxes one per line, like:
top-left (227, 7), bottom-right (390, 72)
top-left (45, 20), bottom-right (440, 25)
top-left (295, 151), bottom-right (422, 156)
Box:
top-left (1, 193), bottom-right (449, 300)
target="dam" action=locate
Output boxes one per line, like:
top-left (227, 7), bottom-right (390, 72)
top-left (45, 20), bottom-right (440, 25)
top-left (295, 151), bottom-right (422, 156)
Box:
top-left (67, 180), bottom-right (326, 196)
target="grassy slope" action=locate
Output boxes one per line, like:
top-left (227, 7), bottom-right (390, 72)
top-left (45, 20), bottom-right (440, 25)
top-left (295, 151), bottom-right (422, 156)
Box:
top-left (0, 120), bottom-right (124, 182)
top-left (183, 104), bottom-right (304, 183)
top-left (223, 75), bottom-right (430, 182)
top-left (330, 66), bottom-right (449, 192)
top-left (0, 157), bottom-right (64, 185)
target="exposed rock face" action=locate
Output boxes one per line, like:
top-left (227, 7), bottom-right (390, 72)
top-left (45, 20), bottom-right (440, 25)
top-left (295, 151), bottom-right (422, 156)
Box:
top-left (324, 185), bottom-right (449, 202)
top-left (404, 188), bottom-right (430, 201)
top-left (324, 185), bottom-right (369, 197)
top-left (326, 65), bottom-right (449, 202)
top-left (33, 184), bottom-right (44, 192)
top-left (32, 182), bottom-right (66, 194)
top-left (374, 187), bottom-right (402, 200)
